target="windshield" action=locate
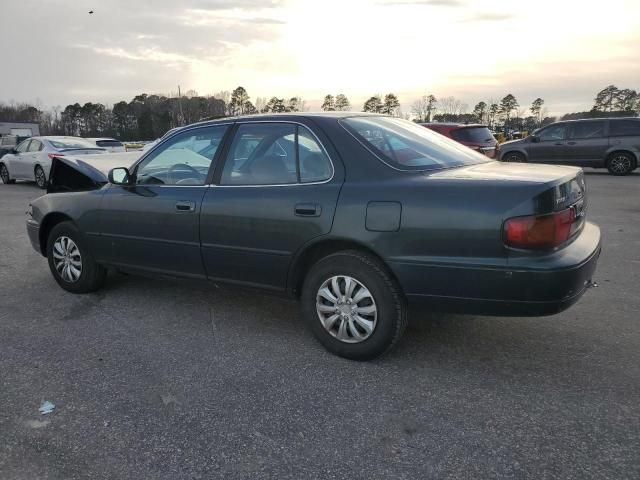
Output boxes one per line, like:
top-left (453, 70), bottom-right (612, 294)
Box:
top-left (49, 138), bottom-right (98, 149)
top-left (341, 116), bottom-right (489, 171)
top-left (95, 140), bottom-right (123, 148)
top-left (451, 126), bottom-right (495, 143)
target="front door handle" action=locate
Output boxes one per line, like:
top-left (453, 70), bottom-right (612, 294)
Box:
top-left (567, 141), bottom-right (577, 145)
top-left (554, 142), bottom-right (564, 146)
top-left (295, 203), bottom-right (321, 217)
top-left (175, 201), bottom-right (196, 212)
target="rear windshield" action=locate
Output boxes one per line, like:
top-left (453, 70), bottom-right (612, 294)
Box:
top-left (451, 126), bottom-right (495, 143)
top-left (49, 138), bottom-right (97, 149)
top-left (340, 116), bottom-right (489, 171)
top-left (95, 140), bottom-right (123, 148)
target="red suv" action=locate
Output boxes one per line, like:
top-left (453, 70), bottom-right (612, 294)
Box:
top-left (421, 123), bottom-right (499, 159)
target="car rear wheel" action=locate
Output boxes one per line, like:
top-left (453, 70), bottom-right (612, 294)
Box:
top-left (503, 151), bottom-right (526, 163)
top-left (0, 163), bottom-right (14, 184)
top-left (607, 152), bottom-right (635, 176)
top-left (301, 250), bottom-right (407, 360)
top-left (35, 165), bottom-right (47, 189)
top-left (46, 221), bottom-right (106, 293)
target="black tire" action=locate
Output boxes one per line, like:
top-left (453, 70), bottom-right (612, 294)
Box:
top-left (607, 152), bottom-right (635, 176)
top-left (0, 162), bottom-right (15, 184)
top-left (46, 221), bottom-right (106, 293)
top-left (502, 151), bottom-right (526, 163)
top-left (301, 250), bottom-right (407, 360)
top-left (35, 165), bottom-right (47, 189)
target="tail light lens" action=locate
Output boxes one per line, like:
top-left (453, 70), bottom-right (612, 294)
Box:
top-left (503, 208), bottom-right (576, 249)
top-left (48, 153), bottom-right (64, 160)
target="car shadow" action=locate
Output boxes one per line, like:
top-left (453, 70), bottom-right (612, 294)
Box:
top-left (100, 270), bottom-right (602, 385)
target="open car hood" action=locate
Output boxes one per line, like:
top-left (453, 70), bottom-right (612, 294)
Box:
top-left (47, 152), bottom-right (142, 193)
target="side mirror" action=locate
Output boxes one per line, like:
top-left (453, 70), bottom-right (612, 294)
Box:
top-left (530, 135), bottom-right (541, 143)
top-left (108, 167), bottom-right (131, 185)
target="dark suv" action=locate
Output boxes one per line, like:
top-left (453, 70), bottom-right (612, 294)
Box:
top-left (500, 117), bottom-right (640, 175)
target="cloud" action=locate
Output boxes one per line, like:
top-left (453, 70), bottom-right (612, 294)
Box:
top-left (376, 0), bottom-right (462, 6)
top-left (462, 12), bottom-right (515, 22)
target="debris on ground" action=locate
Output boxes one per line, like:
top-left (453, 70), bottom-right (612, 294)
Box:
top-left (39, 401), bottom-right (55, 415)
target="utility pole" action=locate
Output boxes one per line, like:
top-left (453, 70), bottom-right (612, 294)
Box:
top-left (178, 85), bottom-right (185, 126)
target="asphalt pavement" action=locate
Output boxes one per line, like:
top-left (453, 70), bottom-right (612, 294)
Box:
top-left (0, 171), bottom-right (639, 479)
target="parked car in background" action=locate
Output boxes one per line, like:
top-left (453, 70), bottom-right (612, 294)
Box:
top-left (26, 113), bottom-right (600, 360)
top-left (500, 117), bottom-right (640, 175)
top-left (0, 136), bottom-right (105, 188)
top-left (0, 135), bottom-right (23, 159)
top-left (86, 137), bottom-right (126, 153)
top-left (421, 123), bottom-right (500, 158)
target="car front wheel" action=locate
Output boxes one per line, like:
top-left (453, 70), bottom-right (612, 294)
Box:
top-left (46, 221), bottom-right (106, 293)
top-left (301, 250), bottom-right (407, 360)
top-left (502, 151), bottom-right (526, 162)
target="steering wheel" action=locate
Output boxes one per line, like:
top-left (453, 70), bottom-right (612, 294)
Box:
top-left (167, 163), bottom-right (203, 184)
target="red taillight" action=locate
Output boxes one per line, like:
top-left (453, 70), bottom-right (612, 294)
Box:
top-left (503, 208), bottom-right (576, 249)
top-left (48, 153), bottom-right (65, 160)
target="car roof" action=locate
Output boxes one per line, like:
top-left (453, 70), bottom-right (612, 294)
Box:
top-left (32, 136), bottom-right (88, 141)
top-left (86, 137), bottom-right (120, 141)
top-left (185, 111), bottom-right (386, 129)
top-left (421, 122), bottom-right (487, 128)
top-left (556, 117), bottom-right (640, 124)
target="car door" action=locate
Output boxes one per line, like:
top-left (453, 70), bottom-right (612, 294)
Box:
top-left (8, 139), bottom-right (33, 179)
top-left (528, 123), bottom-right (569, 163)
top-left (97, 124), bottom-right (230, 276)
top-left (26, 139), bottom-right (45, 179)
top-left (565, 120), bottom-right (608, 166)
top-left (200, 121), bottom-right (344, 290)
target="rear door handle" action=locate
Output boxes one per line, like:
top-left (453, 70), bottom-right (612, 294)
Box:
top-left (175, 201), bottom-right (196, 212)
top-left (567, 141), bottom-right (577, 145)
top-left (295, 203), bottom-right (321, 217)
top-left (554, 142), bottom-right (564, 146)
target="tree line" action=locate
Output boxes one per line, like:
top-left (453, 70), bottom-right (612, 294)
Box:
top-left (0, 85), bottom-right (637, 141)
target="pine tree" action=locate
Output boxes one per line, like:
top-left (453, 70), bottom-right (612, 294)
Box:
top-left (382, 93), bottom-right (400, 116)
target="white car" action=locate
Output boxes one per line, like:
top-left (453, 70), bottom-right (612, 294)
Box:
top-left (85, 137), bottom-right (126, 153)
top-left (0, 136), bottom-right (105, 189)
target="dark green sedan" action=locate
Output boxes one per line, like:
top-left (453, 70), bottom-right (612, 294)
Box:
top-left (26, 113), bottom-right (601, 360)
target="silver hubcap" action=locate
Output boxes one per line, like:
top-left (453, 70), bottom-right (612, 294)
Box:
top-left (35, 168), bottom-right (45, 186)
top-left (610, 155), bottom-right (631, 174)
top-left (0, 165), bottom-right (8, 182)
top-left (53, 236), bottom-right (82, 283)
top-left (316, 275), bottom-right (377, 344)
top-left (508, 154), bottom-right (523, 162)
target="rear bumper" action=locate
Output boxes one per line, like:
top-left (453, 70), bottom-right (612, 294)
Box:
top-left (392, 222), bottom-right (601, 317)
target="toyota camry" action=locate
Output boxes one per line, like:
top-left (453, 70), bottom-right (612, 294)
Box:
top-left (25, 113), bottom-right (601, 360)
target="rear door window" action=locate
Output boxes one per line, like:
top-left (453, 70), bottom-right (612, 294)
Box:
top-left (569, 121), bottom-right (606, 139)
top-left (609, 120), bottom-right (640, 137)
top-left (28, 140), bottom-right (42, 152)
top-left (220, 123), bottom-right (333, 185)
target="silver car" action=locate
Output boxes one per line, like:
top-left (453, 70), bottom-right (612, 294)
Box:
top-left (500, 117), bottom-right (640, 175)
top-left (0, 136), bottom-right (106, 188)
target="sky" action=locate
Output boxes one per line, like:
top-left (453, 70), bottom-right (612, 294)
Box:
top-left (1, 0), bottom-right (639, 116)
